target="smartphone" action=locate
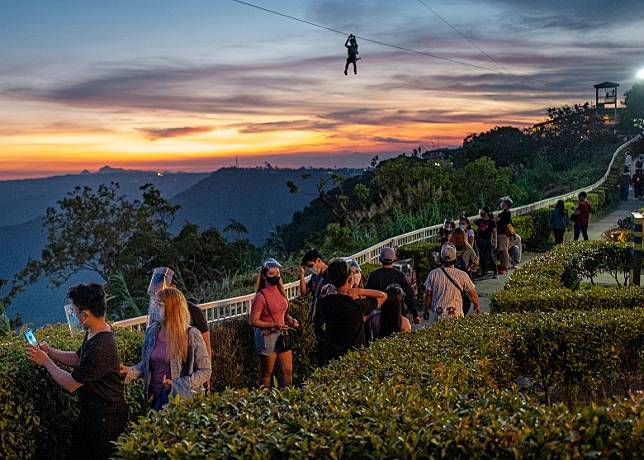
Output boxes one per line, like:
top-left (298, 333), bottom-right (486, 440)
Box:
top-left (24, 328), bottom-right (38, 347)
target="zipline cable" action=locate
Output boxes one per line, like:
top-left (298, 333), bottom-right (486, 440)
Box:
top-left (230, 0), bottom-right (503, 74)
top-left (414, 0), bottom-right (552, 87)
top-left (231, 0), bottom-right (558, 107)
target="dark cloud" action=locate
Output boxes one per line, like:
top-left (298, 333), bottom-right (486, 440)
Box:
top-left (372, 136), bottom-right (420, 144)
top-left (233, 119), bottom-right (339, 134)
top-left (138, 126), bottom-right (214, 140)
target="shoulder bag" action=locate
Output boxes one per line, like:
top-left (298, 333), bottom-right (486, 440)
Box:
top-left (440, 267), bottom-right (471, 315)
top-left (259, 290), bottom-right (296, 352)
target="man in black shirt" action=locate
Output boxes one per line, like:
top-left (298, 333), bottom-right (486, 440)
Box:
top-left (366, 247), bottom-right (420, 324)
top-left (318, 260), bottom-right (367, 364)
top-left (299, 249), bottom-right (331, 366)
top-left (27, 283), bottom-right (127, 460)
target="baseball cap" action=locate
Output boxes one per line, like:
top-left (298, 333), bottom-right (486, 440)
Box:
top-left (440, 244), bottom-right (457, 263)
top-left (379, 247), bottom-right (396, 264)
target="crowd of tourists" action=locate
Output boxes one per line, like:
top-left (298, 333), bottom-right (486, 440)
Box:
top-left (23, 191), bottom-right (601, 458)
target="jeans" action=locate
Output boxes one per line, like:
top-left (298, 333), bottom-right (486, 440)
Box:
top-left (553, 228), bottom-right (565, 245)
top-left (574, 223), bottom-right (588, 241)
top-left (477, 239), bottom-right (497, 275)
top-left (70, 408), bottom-right (128, 460)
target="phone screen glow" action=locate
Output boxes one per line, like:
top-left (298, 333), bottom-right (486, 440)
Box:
top-left (24, 329), bottom-right (38, 346)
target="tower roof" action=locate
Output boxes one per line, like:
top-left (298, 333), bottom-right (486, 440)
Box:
top-left (594, 82), bottom-right (619, 89)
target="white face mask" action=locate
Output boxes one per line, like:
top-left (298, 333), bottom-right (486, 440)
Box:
top-left (459, 224), bottom-right (467, 230)
top-left (352, 272), bottom-right (362, 287)
top-left (308, 266), bottom-right (320, 276)
top-left (77, 311), bottom-right (89, 331)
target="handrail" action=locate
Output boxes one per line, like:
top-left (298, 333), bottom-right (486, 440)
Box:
top-left (113, 136), bottom-right (640, 330)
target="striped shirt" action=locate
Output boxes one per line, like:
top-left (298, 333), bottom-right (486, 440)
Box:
top-left (424, 267), bottom-right (476, 321)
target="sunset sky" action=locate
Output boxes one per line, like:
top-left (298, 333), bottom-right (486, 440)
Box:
top-left (1, 0), bottom-right (643, 179)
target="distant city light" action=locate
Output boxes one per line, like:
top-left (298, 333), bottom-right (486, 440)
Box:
top-left (637, 68), bottom-right (644, 79)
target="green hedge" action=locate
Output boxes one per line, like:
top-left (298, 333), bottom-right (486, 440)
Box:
top-left (492, 285), bottom-right (644, 312)
top-left (493, 240), bottom-right (642, 313)
top-left (116, 309), bottom-right (644, 459)
top-left (0, 296), bottom-right (318, 460)
top-left (0, 325), bottom-right (144, 460)
top-left (506, 240), bottom-right (632, 290)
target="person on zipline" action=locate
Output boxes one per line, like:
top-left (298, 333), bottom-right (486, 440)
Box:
top-left (344, 34), bottom-right (359, 75)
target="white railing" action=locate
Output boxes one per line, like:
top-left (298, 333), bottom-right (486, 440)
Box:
top-left (113, 136), bottom-right (640, 330)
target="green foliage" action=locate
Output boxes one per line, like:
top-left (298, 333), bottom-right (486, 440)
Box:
top-left (493, 241), bottom-right (642, 314)
top-left (0, 325), bottom-right (144, 460)
top-left (492, 286), bottom-right (644, 313)
top-left (458, 126), bottom-right (538, 168)
top-left (507, 241), bottom-right (632, 290)
top-left (116, 310), bottom-right (644, 459)
top-left (621, 82), bottom-right (644, 133)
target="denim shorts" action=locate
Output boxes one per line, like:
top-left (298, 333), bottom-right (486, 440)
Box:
top-left (254, 328), bottom-right (285, 356)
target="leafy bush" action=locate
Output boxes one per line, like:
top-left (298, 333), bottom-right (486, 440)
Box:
top-left (506, 241), bottom-right (632, 290)
top-left (492, 286), bottom-right (644, 313)
top-left (494, 240), bottom-right (642, 314)
top-left (0, 325), bottom-right (144, 460)
top-left (116, 310), bottom-right (644, 459)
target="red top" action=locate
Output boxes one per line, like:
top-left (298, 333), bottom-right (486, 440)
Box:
top-left (577, 201), bottom-right (592, 225)
top-left (251, 285), bottom-right (288, 325)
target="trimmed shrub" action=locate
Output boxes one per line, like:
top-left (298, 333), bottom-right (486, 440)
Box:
top-left (0, 325), bottom-right (144, 460)
top-left (506, 240), bottom-right (632, 290)
top-left (494, 240), bottom-right (642, 313)
top-left (492, 285), bottom-right (644, 312)
top-left (116, 310), bottom-right (644, 459)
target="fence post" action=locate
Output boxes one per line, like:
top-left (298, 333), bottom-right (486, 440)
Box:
top-left (632, 212), bottom-right (643, 286)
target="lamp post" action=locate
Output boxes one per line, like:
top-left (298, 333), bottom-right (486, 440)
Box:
top-left (632, 212), bottom-right (643, 286)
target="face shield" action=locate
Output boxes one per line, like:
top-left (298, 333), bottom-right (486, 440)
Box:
top-left (147, 267), bottom-right (174, 295)
top-left (147, 267), bottom-right (174, 326)
top-left (64, 303), bottom-right (82, 336)
top-left (262, 258), bottom-right (283, 271)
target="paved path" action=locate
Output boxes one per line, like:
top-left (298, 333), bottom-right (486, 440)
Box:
top-left (413, 195), bottom-right (640, 328)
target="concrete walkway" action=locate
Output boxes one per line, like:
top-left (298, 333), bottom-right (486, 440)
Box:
top-left (413, 195), bottom-right (640, 327)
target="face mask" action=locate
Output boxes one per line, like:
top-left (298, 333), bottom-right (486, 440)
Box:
top-left (77, 311), bottom-right (89, 331)
top-left (266, 275), bottom-right (281, 286)
top-left (352, 272), bottom-right (362, 287)
top-left (308, 266), bottom-right (320, 275)
top-left (459, 224), bottom-right (467, 230)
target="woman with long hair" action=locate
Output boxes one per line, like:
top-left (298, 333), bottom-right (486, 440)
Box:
top-left (121, 287), bottom-right (211, 410)
top-left (249, 258), bottom-right (299, 388)
top-left (458, 216), bottom-right (476, 248)
top-left (449, 228), bottom-right (479, 276)
top-left (370, 284), bottom-right (412, 339)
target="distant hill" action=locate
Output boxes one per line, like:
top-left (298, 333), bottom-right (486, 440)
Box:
top-left (0, 167), bottom-right (209, 227)
top-left (0, 166), bottom-right (360, 326)
top-left (172, 167), bottom-right (361, 244)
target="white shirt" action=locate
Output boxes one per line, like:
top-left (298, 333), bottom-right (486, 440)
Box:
top-left (424, 266), bottom-right (475, 321)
